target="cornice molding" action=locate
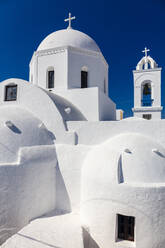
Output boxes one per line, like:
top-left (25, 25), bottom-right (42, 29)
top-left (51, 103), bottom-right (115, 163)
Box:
top-left (35, 47), bottom-right (66, 57)
top-left (133, 68), bottom-right (162, 73)
top-left (132, 106), bottom-right (163, 112)
top-left (30, 45), bottom-right (108, 67)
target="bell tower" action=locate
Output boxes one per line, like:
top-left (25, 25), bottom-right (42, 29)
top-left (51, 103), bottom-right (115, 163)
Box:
top-left (132, 47), bottom-right (163, 120)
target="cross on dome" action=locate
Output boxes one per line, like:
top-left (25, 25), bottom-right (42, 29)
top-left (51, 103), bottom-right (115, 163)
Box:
top-left (142, 47), bottom-right (150, 58)
top-left (64, 13), bottom-right (76, 29)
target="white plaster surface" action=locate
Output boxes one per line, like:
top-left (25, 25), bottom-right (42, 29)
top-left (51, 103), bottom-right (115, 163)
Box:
top-left (0, 144), bottom-right (57, 244)
top-left (55, 87), bottom-right (116, 121)
top-left (99, 89), bottom-right (116, 120)
top-left (1, 213), bottom-right (84, 248)
top-left (55, 144), bottom-right (91, 211)
top-left (0, 103), bottom-right (58, 244)
top-left (37, 29), bottom-right (100, 52)
top-left (67, 119), bottom-right (165, 146)
top-left (81, 133), bottom-right (165, 248)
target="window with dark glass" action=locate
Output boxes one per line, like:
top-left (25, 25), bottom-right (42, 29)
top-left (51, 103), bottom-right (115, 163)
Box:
top-left (141, 83), bottom-right (153, 106)
top-left (48, 70), bottom-right (54, 89)
top-left (81, 71), bottom-right (88, 88)
top-left (118, 214), bottom-right (135, 241)
top-left (143, 114), bottom-right (152, 120)
top-left (5, 85), bottom-right (17, 101)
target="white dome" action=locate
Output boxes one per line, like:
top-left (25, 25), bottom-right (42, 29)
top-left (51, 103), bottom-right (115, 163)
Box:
top-left (0, 106), bottom-right (54, 163)
top-left (37, 28), bottom-right (100, 52)
top-left (82, 133), bottom-right (165, 184)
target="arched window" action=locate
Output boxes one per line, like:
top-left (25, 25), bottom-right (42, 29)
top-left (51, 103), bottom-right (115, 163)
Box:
top-left (47, 67), bottom-right (54, 89)
top-left (81, 66), bottom-right (88, 88)
top-left (141, 82), bottom-right (153, 106)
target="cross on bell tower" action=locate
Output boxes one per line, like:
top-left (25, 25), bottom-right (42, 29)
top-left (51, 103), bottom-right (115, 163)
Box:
top-left (142, 47), bottom-right (150, 70)
top-left (142, 47), bottom-right (150, 58)
top-left (64, 13), bottom-right (76, 29)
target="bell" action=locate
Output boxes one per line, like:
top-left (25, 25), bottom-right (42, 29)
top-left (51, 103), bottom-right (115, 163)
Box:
top-left (143, 84), bottom-right (151, 95)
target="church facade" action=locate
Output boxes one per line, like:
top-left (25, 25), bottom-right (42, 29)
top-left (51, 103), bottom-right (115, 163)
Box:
top-left (0, 14), bottom-right (165, 248)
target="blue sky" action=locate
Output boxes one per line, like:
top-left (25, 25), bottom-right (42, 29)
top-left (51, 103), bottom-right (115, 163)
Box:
top-left (0, 0), bottom-right (165, 117)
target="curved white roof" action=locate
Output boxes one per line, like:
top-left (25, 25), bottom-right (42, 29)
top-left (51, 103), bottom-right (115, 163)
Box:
top-left (37, 28), bottom-right (100, 52)
top-left (44, 90), bottom-right (86, 121)
top-left (0, 106), bottom-right (54, 163)
top-left (82, 133), bottom-right (165, 185)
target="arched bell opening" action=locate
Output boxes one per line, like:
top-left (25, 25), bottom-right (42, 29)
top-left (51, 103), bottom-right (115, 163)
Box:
top-left (141, 81), bottom-right (153, 106)
top-left (142, 60), bottom-right (152, 70)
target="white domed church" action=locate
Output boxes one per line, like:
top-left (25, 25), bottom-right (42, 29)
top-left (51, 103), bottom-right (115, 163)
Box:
top-left (0, 13), bottom-right (165, 248)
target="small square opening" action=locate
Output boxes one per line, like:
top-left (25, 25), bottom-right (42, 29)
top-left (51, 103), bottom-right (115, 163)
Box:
top-left (143, 114), bottom-right (152, 120)
top-left (117, 214), bottom-right (135, 242)
top-left (5, 85), bottom-right (17, 101)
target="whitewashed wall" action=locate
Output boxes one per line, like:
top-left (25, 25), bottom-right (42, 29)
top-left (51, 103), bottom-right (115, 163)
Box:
top-left (81, 133), bottom-right (165, 248)
top-left (0, 145), bottom-right (57, 244)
